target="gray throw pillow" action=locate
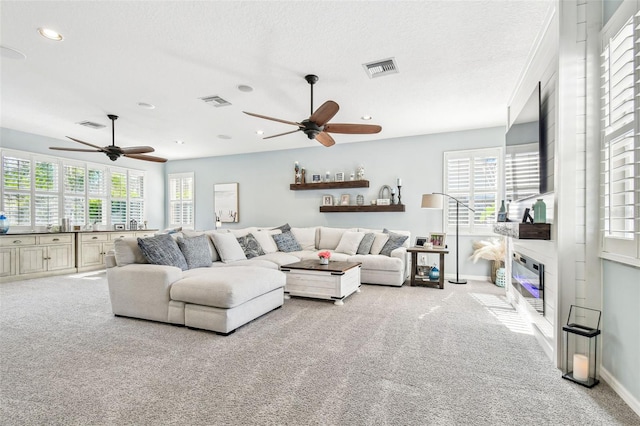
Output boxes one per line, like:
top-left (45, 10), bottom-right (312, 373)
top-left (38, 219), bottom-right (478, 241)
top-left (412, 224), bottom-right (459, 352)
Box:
top-left (177, 234), bottom-right (212, 269)
top-left (237, 233), bottom-right (265, 259)
top-left (356, 232), bottom-right (376, 255)
top-left (379, 229), bottom-right (409, 256)
top-left (272, 231), bottom-right (301, 252)
top-left (271, 223), bottom-right (291, 233)
top-left (138, 234), bottom-right (188, 270)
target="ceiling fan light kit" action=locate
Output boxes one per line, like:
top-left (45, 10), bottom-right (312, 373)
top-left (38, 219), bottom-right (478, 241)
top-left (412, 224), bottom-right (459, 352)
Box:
top-left (49, 114), bottom-right (167, 163)
top-left (243, 74), bottom-right (382, 147)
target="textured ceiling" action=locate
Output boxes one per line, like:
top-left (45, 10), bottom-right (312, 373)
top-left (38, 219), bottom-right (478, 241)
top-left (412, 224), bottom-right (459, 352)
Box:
top-left (1, 1), bottom-right (552, 161)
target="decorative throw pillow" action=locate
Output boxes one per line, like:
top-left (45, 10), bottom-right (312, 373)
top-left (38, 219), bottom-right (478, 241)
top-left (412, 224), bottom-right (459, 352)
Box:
top-left (356, 233), bottom-right (376, 255)
top-left (318, 227), bottom-right (347, 250)
top-left (252, 229), bottom-right (280, 254)
top-left (272, 231), bottom-right (301, 252)
top-left (291, 227), bottom-right (317, 250)
top-left (334, 231), bottom-right (366, 255)
top-left (114, 237), bottom-right (148, 266)
top-left (184, 229), bottom-right (220, 262)
top-left (237, 233), bottom-right (266, 259)
top-left (271, 223), bottom-right (291, 233)
top-left (137, 234), bottom-right (188, 271)
top-left (210, 232), bottom-right (247, 263)
top-left (369, 232), bottom-right (390, 255)
top-left (177, 234), bottom-right (212, 269)
top-left (380, 229), bottom-right (409, 256)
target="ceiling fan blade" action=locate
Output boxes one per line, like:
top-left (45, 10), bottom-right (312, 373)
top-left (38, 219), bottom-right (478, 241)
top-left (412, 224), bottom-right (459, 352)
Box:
top-left (315, 132), bottom-right (335, 147)
top-left (66, 136), bottom-right (106, 150)
top-left (120, 146), bottom-right (155, 154)
top-left (323, 123), bottom-right (382, 134)
top-left (124, 153), bottom-right (167, 163)
top-left (263, 129), bottom-right (302, 140)
top-left (243, 111), bottom-right (302, 127)
top-left (49, 147), bottom-right (103, 153)
top-left (310, 100), bottom-right (339, 126)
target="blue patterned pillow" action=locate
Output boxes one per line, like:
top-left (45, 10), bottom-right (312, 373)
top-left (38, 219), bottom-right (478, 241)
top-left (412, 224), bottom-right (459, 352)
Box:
top-left (271, 223), bottom-right (291, 233)
top-left (272, 231), bottom-right (301, 252)
top-left (379, 229), bottom-right (409, 256)
top-left (356, 233), bottom-right (376, 255)
top-left (237, 233), bottom-right (265, 259)
top-left (177, 234), bottom-right (212, 269)
top-left (138, 234), bottom-right (188, 270)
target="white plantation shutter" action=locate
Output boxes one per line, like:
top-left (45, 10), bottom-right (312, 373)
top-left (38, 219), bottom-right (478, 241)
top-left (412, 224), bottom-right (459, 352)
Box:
top-left (63, 164), bottom-right (85, 226)
top-left (128, 171), bottom-right (144, 224)
top-left (444, 148), bottom-right (501, 234)
top-left (88, 167), bottom-right (107, 225)
top-left (600, 6), bottom-right (640, 262)
top-left (168, 173), bottom-right (194, 228)
top-left (2, 155), bottom-right (31, 225)
top-left (34, 159), bottom-right (59, 226)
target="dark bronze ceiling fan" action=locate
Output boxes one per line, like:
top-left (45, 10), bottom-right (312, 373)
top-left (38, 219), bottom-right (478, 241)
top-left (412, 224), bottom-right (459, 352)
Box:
top-left (243, 74), bottom-right (382, 147)
top-left (50, 114), bottom-right (167, 163)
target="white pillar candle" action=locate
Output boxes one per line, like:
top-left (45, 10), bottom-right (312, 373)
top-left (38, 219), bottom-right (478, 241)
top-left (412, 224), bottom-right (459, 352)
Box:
top-left (573, 354), bottom-right (589, 381)
top-left (397, 178), bottom-right (402, 186)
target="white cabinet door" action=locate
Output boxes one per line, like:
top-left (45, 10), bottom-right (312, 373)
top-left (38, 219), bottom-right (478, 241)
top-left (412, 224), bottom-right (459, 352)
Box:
top-left (0, 248), bottom-right (16, 278)
top-left (47, 244), bottom-right (74, 271)
top-left (19, 246), bottom-right (47, 274)
top-left (81, 242), bottom-right (105, 268)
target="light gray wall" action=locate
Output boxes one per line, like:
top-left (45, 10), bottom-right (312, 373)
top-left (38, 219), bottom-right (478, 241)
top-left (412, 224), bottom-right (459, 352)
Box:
top-left (602, 260), bottom-right (640, 400)
top-left (0, 127), bottom-right (165, 230)
top-left (603, 0), bottom-right (624, 23)
top-left (165, 126), bottom-right (506, 279)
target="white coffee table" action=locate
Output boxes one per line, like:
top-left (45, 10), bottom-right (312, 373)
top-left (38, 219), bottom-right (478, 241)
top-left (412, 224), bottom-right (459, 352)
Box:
top-left (280, 260), bottom-right (362, 305)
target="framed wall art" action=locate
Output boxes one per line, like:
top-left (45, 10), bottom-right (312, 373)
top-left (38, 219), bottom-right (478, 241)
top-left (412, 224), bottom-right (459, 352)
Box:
top-left (322, 195), bottom-right (334, 206)
top-left (214, 182), bottom-right (239, 223)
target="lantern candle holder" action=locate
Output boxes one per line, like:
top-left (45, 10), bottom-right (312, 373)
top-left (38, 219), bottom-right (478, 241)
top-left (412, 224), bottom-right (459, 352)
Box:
top-left (562, 305), bottom-right (601, 388)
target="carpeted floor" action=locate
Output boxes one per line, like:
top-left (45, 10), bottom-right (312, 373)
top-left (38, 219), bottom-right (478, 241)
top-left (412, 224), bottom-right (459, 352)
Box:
top-left (1, 272), bottom-right (638, 425)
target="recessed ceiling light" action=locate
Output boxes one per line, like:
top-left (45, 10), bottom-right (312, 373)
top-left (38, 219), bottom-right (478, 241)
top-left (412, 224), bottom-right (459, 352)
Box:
top-left (37, 27), bottom-right (63, 41)
top-left (361, 115), bottom-right (372, 121)
top-left (256, 130), bottom-right (264, 135)
top-left (0, 45), bottom-right (26, 60)
top-left (218, 135), bottom-right (232, 140)
top-left (138, 102), bottom-right (155, 109)
top-left (237, 85), bottom-right (253, 92)
top-left (175, 140), bottom-right (185, 145)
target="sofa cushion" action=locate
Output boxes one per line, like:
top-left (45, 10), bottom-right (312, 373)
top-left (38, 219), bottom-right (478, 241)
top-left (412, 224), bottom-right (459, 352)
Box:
top-left (177, 234), bottom-right (212, 269)
top-left (348, 254), bottom-right (404, 272)
top-left (356, 233), bottom-right (375, 255)
top-left (114, 237), bottom-right (148, 266)
top-left (237, 233), bottom-right (265, 259)
top-left (318, 227), bottom-right (347, 250)
top-left (252, 229), bottom-right (281, 254)
top-left (334, 231), bottom-right (365, 255)
top-left (380, 229), bottom-right (409, 256)
top-left (272, 231), bottom-right (301, 252)
top-left (253, 252), bottom-right (301, 266)
top-left (138, 234), bottom-right (188, 271)
top-left (229, 227), bottom-right (259, 238)
top-left (210, 232), bottom-right (247, 263)
top-left (369, 232), bottom-right (390, 255)
top-left (182, 230), bottom-right (220, 262)
top-left (291, 227), bottom-right (317, 250)
top-left (170, 266), bottom-right (285, 309)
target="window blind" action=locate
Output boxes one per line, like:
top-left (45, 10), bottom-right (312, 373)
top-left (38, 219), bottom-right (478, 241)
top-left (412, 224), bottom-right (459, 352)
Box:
top-left (168, 173), bottom-right (194, 227)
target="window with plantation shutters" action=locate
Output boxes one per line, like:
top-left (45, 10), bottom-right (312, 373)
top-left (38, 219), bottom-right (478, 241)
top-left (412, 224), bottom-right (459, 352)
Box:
top-left (600, 5), bottom-right (640, 264)
top-left (168, 173), bottom-right (194, 228)
top-left (1, 148), bottom-right (148, 230)
top-left (444, 148), bottom-right (501, 234)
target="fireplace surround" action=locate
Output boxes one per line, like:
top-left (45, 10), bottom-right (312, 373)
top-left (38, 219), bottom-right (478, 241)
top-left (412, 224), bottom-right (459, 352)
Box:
top-left (511, 251), bottom-right (544, 315)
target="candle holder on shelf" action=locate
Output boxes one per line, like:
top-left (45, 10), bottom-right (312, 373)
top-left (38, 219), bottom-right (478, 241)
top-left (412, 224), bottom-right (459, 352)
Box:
top-left (562, 305), bottom-right (601, 388)
top-left (397, 185), bottom-right (402, 205)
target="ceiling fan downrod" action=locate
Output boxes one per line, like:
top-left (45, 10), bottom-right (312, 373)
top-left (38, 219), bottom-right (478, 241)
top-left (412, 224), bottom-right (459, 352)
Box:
top-left (107, 114), bottom-right (118, 147)
top-left (304, 74), bottom-right (318, 116)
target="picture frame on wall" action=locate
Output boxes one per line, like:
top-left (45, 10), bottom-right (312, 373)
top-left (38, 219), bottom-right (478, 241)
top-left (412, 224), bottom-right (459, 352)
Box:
top-left (335, 172), bottom-right (345, 182)
top-left (340, 194), bottom-right (350, 205)
top-left (429, 232), bottom-right (446, 249)
top-left (322, 195), bottom-right (334, 206)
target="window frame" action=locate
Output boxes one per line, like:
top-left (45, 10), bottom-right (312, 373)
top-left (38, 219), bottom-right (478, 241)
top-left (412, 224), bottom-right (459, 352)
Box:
top-left (167, 172), bottom-right (194, 229)
top-left (443, 147), bottom-right (503, 236)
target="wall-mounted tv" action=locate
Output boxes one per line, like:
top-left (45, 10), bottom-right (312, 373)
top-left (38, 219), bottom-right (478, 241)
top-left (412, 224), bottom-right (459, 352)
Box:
top-left (505, 82), bottom-right (548, 202)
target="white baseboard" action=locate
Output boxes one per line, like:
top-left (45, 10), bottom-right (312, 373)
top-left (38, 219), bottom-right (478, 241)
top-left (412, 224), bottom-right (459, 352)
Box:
top-left (443, 273), bottom-right (491, 282)
top-left (600, 367), bottom-right (640, 417)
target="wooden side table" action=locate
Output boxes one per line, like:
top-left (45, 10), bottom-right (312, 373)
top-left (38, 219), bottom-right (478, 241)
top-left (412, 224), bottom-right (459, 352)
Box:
top-left (407, 246), bottom-right (449, 289)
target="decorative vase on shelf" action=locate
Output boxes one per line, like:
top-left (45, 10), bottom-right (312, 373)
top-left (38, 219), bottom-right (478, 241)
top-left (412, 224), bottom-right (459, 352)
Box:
top-left (0, 212), bottom-right (8, 234)
top-left (533, 199), bottom-right (546, 224)
top-left (429, 264), bottom-right (439, 281)
top-left (356, 195), bottom-right (364, 206)
top-left (319, 257), bottom-right (329, 265)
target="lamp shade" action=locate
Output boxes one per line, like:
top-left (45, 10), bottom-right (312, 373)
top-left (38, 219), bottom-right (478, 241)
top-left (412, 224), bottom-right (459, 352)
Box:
top-left (421, 194), bottom-right (443, 209)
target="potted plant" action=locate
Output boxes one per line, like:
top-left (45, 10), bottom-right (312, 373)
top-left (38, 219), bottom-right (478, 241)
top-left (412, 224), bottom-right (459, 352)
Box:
top-left (470, 238), bottom-right (506, 284)
top-left (318, 251), bottom-right (331, 265)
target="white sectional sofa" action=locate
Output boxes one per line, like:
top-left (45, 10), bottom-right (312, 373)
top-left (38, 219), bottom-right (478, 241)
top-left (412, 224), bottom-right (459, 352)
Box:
top-left (105, 225), bottom-right (410, 335)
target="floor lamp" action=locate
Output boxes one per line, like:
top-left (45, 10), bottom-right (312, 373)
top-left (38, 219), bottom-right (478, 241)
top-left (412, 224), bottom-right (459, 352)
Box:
top-left (421, 193), bottom-right (475, 285)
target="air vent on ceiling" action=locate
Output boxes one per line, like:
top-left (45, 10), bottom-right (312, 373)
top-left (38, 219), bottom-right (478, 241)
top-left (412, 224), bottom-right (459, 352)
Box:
top-left (76, 121), bottom-right (106, 129)
top-left (199, 95), bottom-right (232, 107)
top-left (362, 58), bottom-right (398, 78)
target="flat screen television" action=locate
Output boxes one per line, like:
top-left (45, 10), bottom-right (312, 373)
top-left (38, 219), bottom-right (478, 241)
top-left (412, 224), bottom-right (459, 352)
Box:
top-left (505, 82), bottom-right (547, 202)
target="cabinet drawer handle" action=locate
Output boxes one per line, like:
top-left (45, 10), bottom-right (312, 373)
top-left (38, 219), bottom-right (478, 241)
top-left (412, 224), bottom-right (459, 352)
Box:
top-left (92, 236), bottom-right (98, 239)
top-left (53, 238), bottom-right (60, 241)
top-left (13, 240), bottom-right (22, 244)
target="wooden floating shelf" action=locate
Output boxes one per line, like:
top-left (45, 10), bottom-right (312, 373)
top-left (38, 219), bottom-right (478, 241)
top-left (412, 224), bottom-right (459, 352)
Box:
top-left (493, 222), bottom-right (551, 240)
top-left (290, 180), bottom-right (369, 191)
top-left (320, 204), bottom-right (405, 213)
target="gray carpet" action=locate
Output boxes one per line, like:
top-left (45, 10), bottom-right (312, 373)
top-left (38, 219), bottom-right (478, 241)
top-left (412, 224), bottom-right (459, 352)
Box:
top-left (1, 272), bottom-right (638, 425)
